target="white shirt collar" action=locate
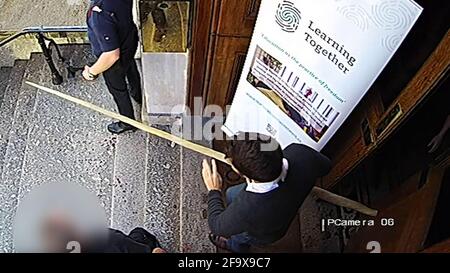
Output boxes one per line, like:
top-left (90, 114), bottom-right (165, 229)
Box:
top-left (246, 158), bottom-right (289, 193)
top-left (92, 6), bottom-right (102, 12)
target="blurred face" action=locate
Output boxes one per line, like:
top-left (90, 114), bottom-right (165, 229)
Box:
top-left (13, 182), bottom-right (108, 253)
top-left (41, 212), bottom-right (81, 253)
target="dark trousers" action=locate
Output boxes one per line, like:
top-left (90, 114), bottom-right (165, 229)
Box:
top-left (103, 56), bottom-right (142, 120)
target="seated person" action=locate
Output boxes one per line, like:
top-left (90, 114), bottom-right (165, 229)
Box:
top-left (13, 182), bottom-right (166, 253)
top-left (43, 222), bottom-right (166, 253)
top-left (202, 132), bottom-right (331, 252)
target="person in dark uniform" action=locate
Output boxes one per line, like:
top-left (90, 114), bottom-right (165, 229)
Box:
top-left (83, 0), bottom-right (142, 134)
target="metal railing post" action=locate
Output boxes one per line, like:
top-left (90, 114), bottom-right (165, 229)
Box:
top-left (1, 26), bottom-right (88, 85)
top-left (36, 32), bottom-right (64, 85)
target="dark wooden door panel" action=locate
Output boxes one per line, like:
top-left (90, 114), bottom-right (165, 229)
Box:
top-left (344, 165), bottom-right (446, 253)
top-left (215, 0), bottom-right (261, 37)
top-left (422, 239), bottom-right (450, 253)
top-left (188, 0), bottom-right (216, 108)
top-left (321, 31), bottom-right (450, 189)
top-left (189, 0), bottom-right (259, 110)
top-left (205, 36), bottom-right (251, 107)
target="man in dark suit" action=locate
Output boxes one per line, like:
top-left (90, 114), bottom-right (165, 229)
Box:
top-left (202, 132), bottom-right (331, 252)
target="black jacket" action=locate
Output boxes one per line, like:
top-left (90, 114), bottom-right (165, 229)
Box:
top-left (207, 143), bottom-right (331, 244)
top-left (86, 228), bottom-right (160, 253)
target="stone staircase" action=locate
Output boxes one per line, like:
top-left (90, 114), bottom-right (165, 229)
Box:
top-left (0, 44), bottom-right (214, 253)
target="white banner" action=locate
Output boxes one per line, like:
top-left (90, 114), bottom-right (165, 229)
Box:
top-left (222, 0), bottom-right (422, 151)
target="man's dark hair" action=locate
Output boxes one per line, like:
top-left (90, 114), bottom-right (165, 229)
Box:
top-left (225, 132), bottom-right (283, 182)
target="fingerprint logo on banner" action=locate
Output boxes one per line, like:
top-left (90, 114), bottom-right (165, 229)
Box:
top-left (371, 0), bottom-right (416, 31)
top-left (275, 1), bottom-right (301, 33)
top-left (337, 4), bottom-right (370, 31)
top-left (371, 0), bottom-right (418, 52)
top-left (382, 33), bottom-right (402, 52)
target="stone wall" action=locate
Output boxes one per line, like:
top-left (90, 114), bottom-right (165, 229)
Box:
top-left (0, 0), bottom-right (89, 30)
top-left (0, 0), bottom-right (90, 67)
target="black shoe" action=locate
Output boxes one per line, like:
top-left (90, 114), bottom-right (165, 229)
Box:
top-left (107, 122), bottom-right (136, 134)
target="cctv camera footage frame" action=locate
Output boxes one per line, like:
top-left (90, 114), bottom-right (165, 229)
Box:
top-left (0, 0), bottom-right (449, 271)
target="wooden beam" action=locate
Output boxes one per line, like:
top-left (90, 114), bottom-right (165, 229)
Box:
top-left (26, 81), bottom-right (379, 217)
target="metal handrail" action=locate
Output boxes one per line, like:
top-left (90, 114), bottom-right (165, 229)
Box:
top-left (0, 26), bottom-right (87, 47)
top-left (0, 26), bottom-right (88, 85)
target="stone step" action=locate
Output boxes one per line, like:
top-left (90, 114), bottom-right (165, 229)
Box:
top-left (8, 47), bottom-right (117, 252)
top-left (0, 66), bottom-right (13, 107)
top-left (110, 130), bottom-right (148, 234)
top-left (0, 43), bottom-right (215, 253)
top-left (144, 125), bottom-right (182, 253)
top-left (179, 117), bottom-right (216, 253)
top-left (0, 62), bottom-right (28, 252)
top-left (0, 54), bottom-right (45, 252)
top-left (0, 60), bottom-right (27, 180)
top-left (110, 92), bottom-right (150, 236)
top-left (179, 143), bottom-right (215, 253)
top-left (18, 50), bottom-right (117, 191)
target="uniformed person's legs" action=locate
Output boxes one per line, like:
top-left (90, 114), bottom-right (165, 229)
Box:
top-left (126, 60), bottom-right (142, 105)
top-left (103, 32), bottom-right (140, 134)
top-left (103, 22), bottom-right (140, 130)
top-left (103, 61), bottom-right (136, 133)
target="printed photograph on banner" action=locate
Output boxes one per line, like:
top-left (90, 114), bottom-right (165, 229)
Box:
top-left (247, 46), bottom-right (340, 142)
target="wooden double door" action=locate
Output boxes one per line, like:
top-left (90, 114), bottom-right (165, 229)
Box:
top-left (188, 0), bottom-right (261, 108)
